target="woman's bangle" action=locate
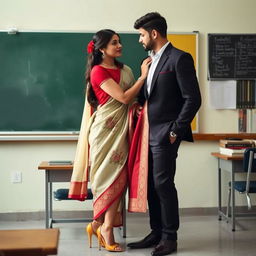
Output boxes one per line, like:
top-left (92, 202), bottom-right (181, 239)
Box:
top-left (138, 77), bottom-right (145, 81)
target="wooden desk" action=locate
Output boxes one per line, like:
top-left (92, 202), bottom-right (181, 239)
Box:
top-left (38, 161), bottom-right (89, 229)
top-left (211, 152), bottom-right (243, 161)
top-left (211, 152), bottom-right (256, 231)
top-left (38, 162), bottom-right (126, 237)
top-left (0, 228), bottom-right (59, 256)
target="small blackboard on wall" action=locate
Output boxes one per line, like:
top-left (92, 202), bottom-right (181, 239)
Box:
top-left (208, 33), bottom-right (256, 80)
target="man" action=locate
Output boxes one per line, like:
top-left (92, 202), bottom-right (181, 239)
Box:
top-left (127, 12), bottom-right (201, 256)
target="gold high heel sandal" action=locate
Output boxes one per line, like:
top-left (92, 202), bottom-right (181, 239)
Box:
top-left (97, 225), bottom-right (123, 252)
top-left (86, 221), bottom-right (101, 248)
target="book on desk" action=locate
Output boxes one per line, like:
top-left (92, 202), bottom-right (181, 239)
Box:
top-left (49, 160), bottom-right (73, 165)
top-left (219, 147), bottom-right (245, 156)
top-left (219, 139), bottom-right (255, 156)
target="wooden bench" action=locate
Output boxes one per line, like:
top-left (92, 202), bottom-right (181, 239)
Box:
top-left (0, 228), bottom-right (59, 256)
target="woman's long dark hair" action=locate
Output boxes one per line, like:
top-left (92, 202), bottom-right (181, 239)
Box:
top-left (86, 29), bottom-right (123, 108)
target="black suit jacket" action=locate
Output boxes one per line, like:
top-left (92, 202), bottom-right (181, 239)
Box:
top-left (138, 43), bottom-right (201, 146)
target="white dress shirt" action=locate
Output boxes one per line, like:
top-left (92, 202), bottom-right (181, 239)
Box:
top-left (147, 41), bottom-right (170, 94)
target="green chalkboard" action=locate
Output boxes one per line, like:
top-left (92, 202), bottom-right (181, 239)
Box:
top-left (0, 32), bottom-right (147, 132)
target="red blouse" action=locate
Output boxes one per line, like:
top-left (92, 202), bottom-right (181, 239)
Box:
top-left (90, 65), bottom-right (121, 105)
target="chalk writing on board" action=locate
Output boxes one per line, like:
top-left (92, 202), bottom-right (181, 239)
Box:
top-left (208, 34), bottom-right (256, 79)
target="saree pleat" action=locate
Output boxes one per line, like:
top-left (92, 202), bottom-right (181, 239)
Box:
top-left (88, 98), bottom-right (129, 225)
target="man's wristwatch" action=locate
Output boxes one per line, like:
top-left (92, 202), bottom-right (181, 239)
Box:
top-left (170, 131), bottom-right (177, 138)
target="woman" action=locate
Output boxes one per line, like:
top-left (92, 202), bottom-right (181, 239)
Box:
top-left (69, 29), bottom-right (151, 252)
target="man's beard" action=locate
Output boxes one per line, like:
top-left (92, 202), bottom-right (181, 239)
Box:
top-left (143, 37), bottom-right (154, 51)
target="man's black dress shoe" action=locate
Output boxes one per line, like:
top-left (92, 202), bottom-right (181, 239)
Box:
top-left (151, 240), bottom-right (177, 256)
top-left (127, 232), bottom-right (161, 249)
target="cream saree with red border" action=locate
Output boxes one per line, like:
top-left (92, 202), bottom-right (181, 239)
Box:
top-left (69, 65), bottom-right (135, 226)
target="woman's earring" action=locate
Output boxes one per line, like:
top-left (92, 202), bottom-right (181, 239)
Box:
top-left (102, 51), bottom-right (105, 58)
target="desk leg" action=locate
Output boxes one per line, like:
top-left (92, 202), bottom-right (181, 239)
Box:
top-left (218, 159), bottom-right (222, 220)
top-left (45, 170), bottom-right (53, 228)
top-left (231, 169), bottom-right (236, 231)
top-left (45, 170), bottom-right (50, 228)
top-left (122, 195), bottom-right (126, 238)
top-left (49, 181), bottom-right (53, 228)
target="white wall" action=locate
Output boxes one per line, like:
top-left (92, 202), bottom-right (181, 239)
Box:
top-left (1, 0), bottom-right (255, 213)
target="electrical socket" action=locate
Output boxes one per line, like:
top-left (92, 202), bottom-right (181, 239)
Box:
top-left (11, 171), bottom-right (22, 183)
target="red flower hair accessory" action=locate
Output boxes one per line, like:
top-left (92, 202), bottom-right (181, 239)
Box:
top-left (87, 40), bottom-right (94, 54)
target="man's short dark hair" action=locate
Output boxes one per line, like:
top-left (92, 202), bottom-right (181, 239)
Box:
top-left (134, 12), bottom-right (167, 38)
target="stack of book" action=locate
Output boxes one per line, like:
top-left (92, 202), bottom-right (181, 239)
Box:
top-left (219, 139), bottom-right (254, 156)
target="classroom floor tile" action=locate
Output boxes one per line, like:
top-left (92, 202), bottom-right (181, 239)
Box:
top-left (1, 215), bottom-right (256, 256)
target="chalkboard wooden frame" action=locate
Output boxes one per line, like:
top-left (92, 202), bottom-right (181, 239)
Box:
top-left (208, 33), bottom-right (256, 80)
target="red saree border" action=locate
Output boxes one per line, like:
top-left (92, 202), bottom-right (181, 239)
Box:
top-left (93, 166), bottom-right (127, 226)
top-left (68, 181), bottom-right (88, 201)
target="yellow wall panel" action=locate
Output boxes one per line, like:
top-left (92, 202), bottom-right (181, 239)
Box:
top-left (167, 33), bottom-right (199, 133)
